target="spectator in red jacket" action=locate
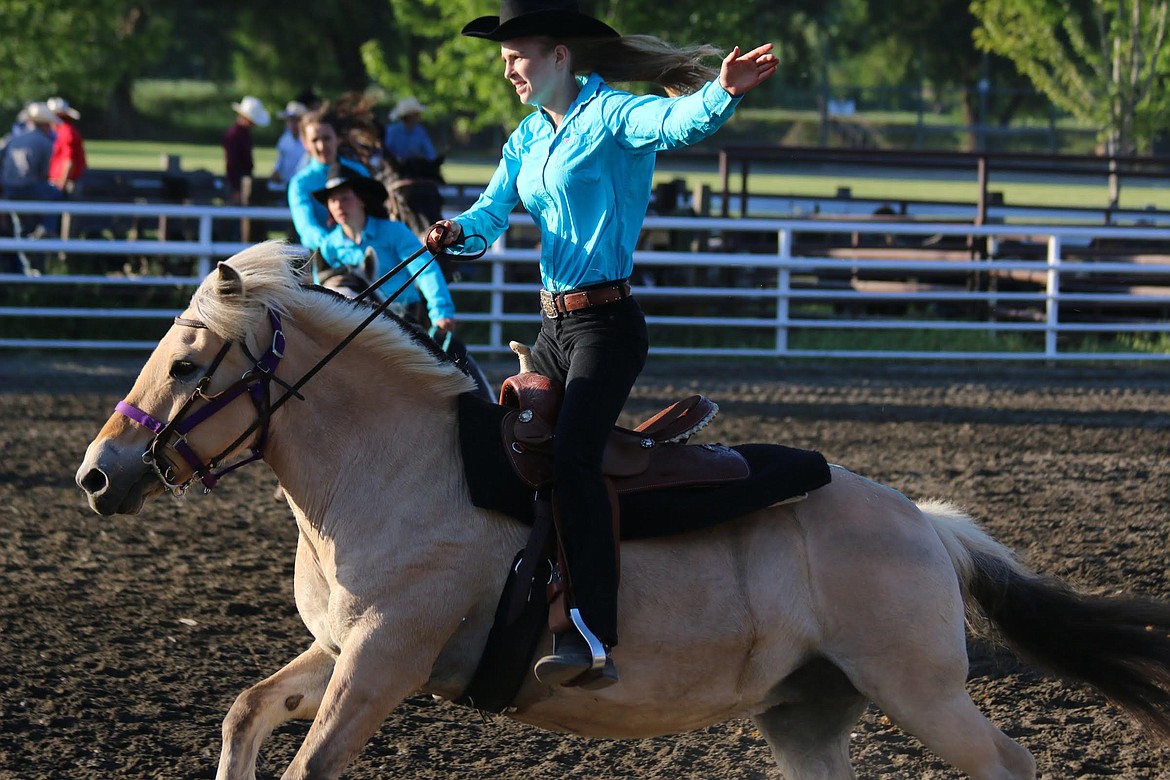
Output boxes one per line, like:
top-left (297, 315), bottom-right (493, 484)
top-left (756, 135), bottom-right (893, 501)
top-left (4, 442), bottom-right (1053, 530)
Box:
top-left (223, 96), bottom-right (271, 204)
top-left (46, 97), bottom-right (87, 197)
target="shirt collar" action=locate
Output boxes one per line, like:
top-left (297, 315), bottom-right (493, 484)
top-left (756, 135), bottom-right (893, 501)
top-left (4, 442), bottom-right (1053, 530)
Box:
top-left (536, 72), bottom-right (605, 126)
top-left (574, 72), bottom-right (604, 105)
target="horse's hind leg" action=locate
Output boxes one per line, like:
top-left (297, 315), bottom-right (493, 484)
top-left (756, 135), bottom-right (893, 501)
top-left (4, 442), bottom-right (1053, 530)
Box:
top-left (753, 658), bottom-right (868, 779)
top-left (216, 643), bottom-right (334, 780)
top-left (824, 599), bottom-right (1036, 778)
top-left (843, 625), bottom-right (1035, 780)
top-left (875, 685), bottom-right (1036, 780)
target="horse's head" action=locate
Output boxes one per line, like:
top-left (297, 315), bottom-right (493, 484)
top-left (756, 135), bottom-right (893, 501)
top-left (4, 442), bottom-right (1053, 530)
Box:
top-left (77, 240), bottom-right (476, 516)
top-left (76, 242), bottom-right (305, 515)
top-left (314, 247), bottom-right (382, 301)
top-left (396, 154), bottom-right (445, 183)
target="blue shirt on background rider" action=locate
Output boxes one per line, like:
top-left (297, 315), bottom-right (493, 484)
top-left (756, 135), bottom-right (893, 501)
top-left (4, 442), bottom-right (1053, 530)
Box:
top-left (383, 96), bottom-right (437, 163)
top-left (288, 156), bottom-right (368, 251)
top-left (312, 163), bottom-right (456, 327)
top-left (317, 217), bottom-right (455, 323)
top-left (383, 123), bottom-right (437, 163)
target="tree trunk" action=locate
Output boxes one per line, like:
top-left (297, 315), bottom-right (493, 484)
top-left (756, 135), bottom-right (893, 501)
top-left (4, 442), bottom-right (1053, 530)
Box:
top-left (102, 75), bottom-right (143, 138)
top-left (960, 86), bottom-right (979, 152)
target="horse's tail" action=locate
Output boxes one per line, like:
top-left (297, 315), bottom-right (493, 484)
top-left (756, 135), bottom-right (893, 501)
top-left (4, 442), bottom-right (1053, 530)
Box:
top-left (919, 498), bottom-right (1170, 743)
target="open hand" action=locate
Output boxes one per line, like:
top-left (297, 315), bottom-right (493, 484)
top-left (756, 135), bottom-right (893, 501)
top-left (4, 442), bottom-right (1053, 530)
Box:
top-left (719, 44), bottom-right (778, 97)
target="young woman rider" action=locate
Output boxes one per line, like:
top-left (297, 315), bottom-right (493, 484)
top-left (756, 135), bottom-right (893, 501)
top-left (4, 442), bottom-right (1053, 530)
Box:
top-left (426, 0), bottom-right (777, 689)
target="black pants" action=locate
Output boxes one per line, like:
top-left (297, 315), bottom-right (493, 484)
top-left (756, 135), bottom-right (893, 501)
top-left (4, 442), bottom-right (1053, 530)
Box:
top-left (528, 295), bottom-right (649, 647)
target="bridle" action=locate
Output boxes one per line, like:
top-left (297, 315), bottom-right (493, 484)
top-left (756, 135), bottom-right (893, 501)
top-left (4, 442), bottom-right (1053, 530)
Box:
top-left (115, 310), bottom-right (290, 495)
top-left (113, 229), bottom-right (486, 496)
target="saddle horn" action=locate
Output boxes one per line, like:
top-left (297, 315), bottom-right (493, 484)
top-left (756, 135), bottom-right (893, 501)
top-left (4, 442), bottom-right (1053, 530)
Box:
top-left (509, 341), bottom-right (534, 374)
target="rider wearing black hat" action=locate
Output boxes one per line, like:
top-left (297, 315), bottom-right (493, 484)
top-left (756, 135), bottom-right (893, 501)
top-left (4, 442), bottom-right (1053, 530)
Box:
top-left (311, 163), bottom-right (390, 219)
top-left (426, 0), bottom-right (777, 690)
top-left (313, 163), bottom-right (456, 333)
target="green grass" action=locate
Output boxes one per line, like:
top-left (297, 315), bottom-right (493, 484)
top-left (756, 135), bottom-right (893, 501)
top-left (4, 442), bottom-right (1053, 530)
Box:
top-left (94, 80), bottom-right (1152, 208)
top-left (85, 140), bottom-right (1170, 212)
top-left (87, 140), bottom-right (263, 175)
top-left (118, 78), bottom-right (1144, 207)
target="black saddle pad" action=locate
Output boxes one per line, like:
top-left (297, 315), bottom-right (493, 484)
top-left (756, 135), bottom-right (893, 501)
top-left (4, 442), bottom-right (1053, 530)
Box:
top-left (457, 393), bottom-right (831, 538)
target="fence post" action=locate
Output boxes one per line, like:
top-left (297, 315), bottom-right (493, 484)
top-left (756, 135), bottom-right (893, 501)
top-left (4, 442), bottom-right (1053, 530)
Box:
top-left (739, 159), bottom-right (750, 218)
top-left (197, 214), bottom-right (212, 278)
top-left (489, 233), bottom-right (507, 350)
top-left (240, 177), bottom-right (253, 242)
top-left (775, 228), bottom-right (792, 357)
top-left (1045, 235), bottom-right (1061, 360)
top-left (719, 150), bottom-right (730, 218)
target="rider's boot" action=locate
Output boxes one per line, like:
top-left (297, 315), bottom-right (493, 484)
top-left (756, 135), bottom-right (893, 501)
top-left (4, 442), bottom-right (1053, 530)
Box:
top-left (534, 608), bottom-right (619, 689)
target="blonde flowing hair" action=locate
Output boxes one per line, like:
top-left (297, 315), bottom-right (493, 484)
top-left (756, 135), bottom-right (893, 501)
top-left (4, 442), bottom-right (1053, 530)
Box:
top-left (565, 35), bottom-right (721, 97)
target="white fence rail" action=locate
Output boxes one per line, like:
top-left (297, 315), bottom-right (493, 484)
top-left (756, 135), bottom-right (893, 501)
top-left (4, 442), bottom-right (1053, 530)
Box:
top-left (2, 200), bottom-right (1169, 362)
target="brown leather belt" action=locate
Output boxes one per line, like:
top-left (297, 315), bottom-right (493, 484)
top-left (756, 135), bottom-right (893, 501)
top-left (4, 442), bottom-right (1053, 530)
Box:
top-left (539, 280), bottom-right (632, 319)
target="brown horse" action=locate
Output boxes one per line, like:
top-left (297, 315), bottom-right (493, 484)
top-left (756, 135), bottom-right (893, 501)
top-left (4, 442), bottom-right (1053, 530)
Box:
top-left (76, 241), bottom-right (1170, 780)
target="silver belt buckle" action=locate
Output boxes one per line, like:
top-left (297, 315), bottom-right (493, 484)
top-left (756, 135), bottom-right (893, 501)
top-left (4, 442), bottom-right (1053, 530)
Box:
top-left (539, 290), bottom-right (559, 319)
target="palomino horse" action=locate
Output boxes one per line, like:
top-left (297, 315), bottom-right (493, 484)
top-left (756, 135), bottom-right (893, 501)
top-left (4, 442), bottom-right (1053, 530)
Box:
top-left (76, 242), bottom-right (1170, 780)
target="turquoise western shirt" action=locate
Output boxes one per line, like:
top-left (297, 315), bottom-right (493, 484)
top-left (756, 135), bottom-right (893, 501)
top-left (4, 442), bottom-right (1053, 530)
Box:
top-left (452, 73), bottom-right (741, 292)
top-left (288, 156), bottom-right (369, 251)
top-left (317, 217), bottom-right (455, 322)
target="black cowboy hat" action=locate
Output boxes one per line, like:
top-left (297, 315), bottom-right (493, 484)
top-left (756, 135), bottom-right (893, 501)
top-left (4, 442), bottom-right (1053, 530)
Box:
top-left (462, 0), bottom-right (619, 41)
top-left (311, 164), bottom-right (389, 216)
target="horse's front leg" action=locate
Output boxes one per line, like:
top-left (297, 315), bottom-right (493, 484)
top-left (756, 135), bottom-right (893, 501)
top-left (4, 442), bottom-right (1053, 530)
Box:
top-left (280, 620), bottom-right (437, 780)
top-left (216, 643), bottom-right (335, 780)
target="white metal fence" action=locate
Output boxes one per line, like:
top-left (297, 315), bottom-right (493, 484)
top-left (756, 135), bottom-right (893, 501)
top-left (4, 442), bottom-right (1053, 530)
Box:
top-left (2, 199), bottom-right (1169, 362)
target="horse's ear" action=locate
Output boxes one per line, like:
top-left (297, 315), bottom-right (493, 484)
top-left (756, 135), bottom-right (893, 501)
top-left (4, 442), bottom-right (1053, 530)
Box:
top-left (363, 247), bottom-right (378, 280)
top-left (215, 262), bottom-right (244, 298)
top-left (310, 250), bottom-right (328, 274)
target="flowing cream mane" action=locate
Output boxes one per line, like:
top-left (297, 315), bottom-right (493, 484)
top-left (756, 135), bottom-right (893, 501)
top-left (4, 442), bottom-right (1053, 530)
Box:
top-left (190, 240), bottom-right (477, 398)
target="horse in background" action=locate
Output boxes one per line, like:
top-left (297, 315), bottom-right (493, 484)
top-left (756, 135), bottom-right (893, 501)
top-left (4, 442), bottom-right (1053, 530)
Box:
top-left (330, 94), bottom-right (458, 280)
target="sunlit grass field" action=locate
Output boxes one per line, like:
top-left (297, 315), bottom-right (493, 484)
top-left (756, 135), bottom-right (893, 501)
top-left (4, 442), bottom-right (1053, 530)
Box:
top-left (110, 78), bottom-right (1170, 212)
top-left (85, 139), bottom-right (1170, 214)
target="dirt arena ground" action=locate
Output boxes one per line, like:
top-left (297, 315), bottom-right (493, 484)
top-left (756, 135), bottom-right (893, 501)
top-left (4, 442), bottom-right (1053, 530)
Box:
top-left (2, 353), bottom-right (1169, 779)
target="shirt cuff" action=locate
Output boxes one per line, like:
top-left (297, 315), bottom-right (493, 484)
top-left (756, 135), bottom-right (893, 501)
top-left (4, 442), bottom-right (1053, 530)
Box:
top-left (704, 79), bottom-right (743, 115)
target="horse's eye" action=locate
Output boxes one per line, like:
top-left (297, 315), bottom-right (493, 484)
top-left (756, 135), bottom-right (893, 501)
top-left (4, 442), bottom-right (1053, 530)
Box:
top-left (169, 360), bottom-right (200, 381)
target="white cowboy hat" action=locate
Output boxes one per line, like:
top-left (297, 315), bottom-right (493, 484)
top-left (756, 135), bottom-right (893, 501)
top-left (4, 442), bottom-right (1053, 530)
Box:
top-left (25, 102), bottom-right (61, 126)
top-left (46, 97), bottom-right (81, 119)
top-left (278, 100), bottom-right (308, 119)
top-left (390, 96), bottom-right (427, 121)
top-left (231, 95), bottom-right (271, 127)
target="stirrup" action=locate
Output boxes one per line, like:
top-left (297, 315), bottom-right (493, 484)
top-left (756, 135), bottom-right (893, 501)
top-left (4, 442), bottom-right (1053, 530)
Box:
top-left (569, 608), bottom-right (608, 674)
top-left (534, 610), bottom-right (617, 688)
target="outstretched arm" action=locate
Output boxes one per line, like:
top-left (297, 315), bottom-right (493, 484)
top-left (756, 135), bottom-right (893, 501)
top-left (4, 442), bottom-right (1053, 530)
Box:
top-left (719, 43), bottom-right (778, 97)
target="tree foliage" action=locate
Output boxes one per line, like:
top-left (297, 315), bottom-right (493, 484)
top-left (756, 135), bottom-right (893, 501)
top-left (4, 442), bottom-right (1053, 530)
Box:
top-left (7, 0), bottom-right (1163, 156)
top-left (224, 0), bottom-right (396, 98)
top-left (359, 0), bottom-right (826, 139)
top-left (972, 0), bottom-right (1170, 153)
top-left (0, 0), bottom-right (169, 116)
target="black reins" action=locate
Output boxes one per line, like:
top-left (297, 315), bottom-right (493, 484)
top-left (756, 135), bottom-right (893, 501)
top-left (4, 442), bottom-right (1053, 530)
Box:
top-left (274, 229), bottom-right (486, 411)
top-left (119, 231), bottom-right (486, 495)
